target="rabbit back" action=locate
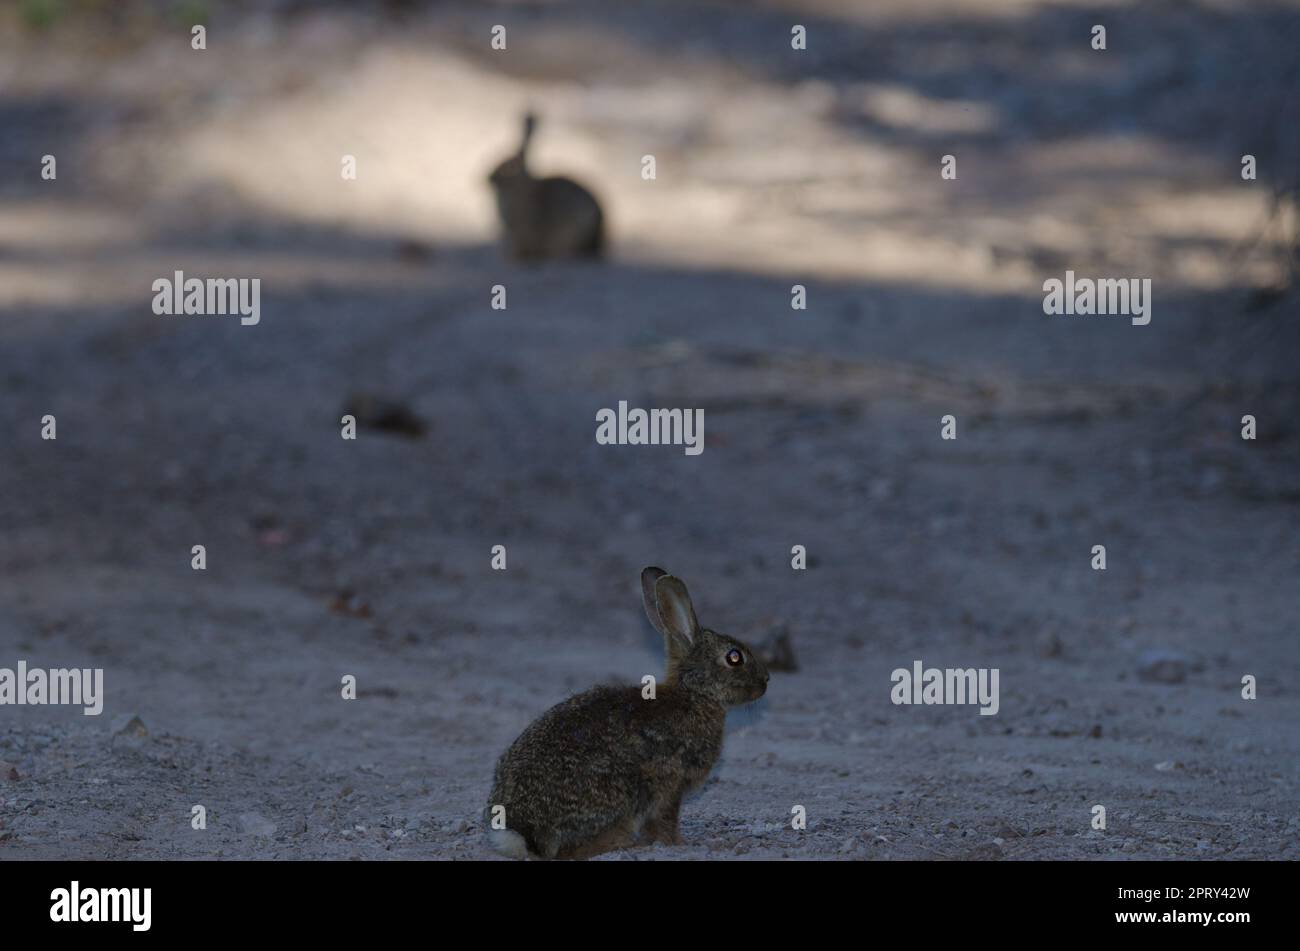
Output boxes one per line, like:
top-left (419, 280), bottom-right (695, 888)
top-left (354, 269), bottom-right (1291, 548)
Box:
top-left (539, 175), bottom-right (603, 255)
top-left (495, 174), bottom-right (603, 260)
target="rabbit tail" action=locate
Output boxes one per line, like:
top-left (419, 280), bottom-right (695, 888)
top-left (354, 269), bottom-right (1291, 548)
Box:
top-left (487, 827), bottom-right (531, 860)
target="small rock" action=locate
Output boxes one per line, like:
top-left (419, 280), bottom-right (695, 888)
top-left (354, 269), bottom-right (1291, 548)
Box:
top-left (257, 528), bottom-right (291, 549)
top-left (396, 238), bottom-right (434, 262)
top-left (0, 761), bottom-right (20, 782)
top-left (329, 591), bottom-right (372, 619)
top-left (112, 715), bottom-right (148, 737)
top-left (238, 813), bottom-right (277, 837)
top-left (1137, 648), bottom-right (1201, 684)
top-left (754, 627), bottom-right (799, 673)
top-left (1154, 760), bottom-right (1182, 772)
top-left (1038, 631), bottom-right (1064, 658)
top-left (341, 393), bottom-right (426, 439)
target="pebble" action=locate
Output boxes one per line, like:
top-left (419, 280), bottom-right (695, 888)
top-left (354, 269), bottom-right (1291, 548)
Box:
top-left (1137, 649), bottom-right (1201, 684)
top-left (238, 812), bottom-right (277, 837)
top-left (112, 715), bottom-right (148, 737)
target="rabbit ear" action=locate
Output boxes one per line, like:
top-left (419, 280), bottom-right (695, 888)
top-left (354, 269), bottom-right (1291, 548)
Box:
top-left (640, 566), bottom-right (670, 636)
top-left (654, 575), bottom-right (699, 649)
top-left (520, 112), bottom-right (537, 157)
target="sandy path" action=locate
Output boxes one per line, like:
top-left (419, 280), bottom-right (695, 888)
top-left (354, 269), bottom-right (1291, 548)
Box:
top-left (1, 0), bottom-right (1297, 860)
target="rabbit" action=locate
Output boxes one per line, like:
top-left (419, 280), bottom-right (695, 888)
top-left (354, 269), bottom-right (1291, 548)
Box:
top-left (485, 566), bottom-right (769, 859)
top-left (487, 112), bottom-right (605, 261)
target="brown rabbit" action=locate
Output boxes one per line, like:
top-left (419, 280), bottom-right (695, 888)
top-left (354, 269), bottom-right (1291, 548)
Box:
top-left (484, 567), bottom-right (769, 859)
top-left (487, 113), bottom-right (604, 260)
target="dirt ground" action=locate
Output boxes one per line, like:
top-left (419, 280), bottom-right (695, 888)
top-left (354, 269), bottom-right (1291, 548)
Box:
top-left (1, 0), bottom-right (1297, 860)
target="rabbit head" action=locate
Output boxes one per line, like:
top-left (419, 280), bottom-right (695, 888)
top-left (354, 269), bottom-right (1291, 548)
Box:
top-left (640, 566), bottom-right (769, 707)
top-left (487, 112), bottom-right (537, 188)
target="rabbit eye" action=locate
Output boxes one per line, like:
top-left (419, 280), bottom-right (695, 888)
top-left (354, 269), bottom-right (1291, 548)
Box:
top-left (725, 649), bottom-right (744, 667)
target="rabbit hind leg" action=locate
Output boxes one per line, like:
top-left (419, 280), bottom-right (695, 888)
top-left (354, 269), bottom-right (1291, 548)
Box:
top-left (559, 815), bottom-right (641, 860)
top-left (640, 793), bottom-right (683, 846)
